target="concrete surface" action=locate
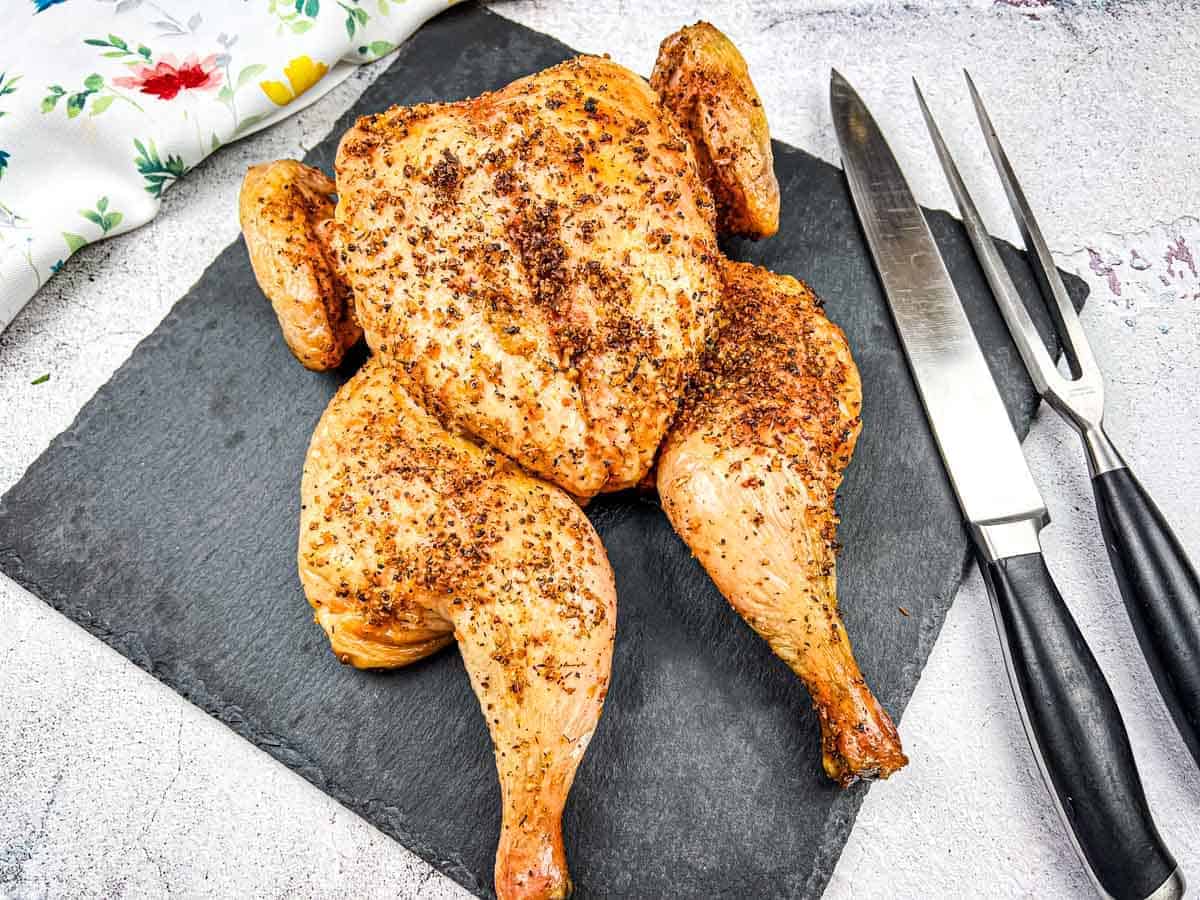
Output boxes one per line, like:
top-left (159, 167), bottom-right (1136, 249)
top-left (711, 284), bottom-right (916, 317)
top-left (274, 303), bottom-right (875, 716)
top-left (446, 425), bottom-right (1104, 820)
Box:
top-left (2, 1), bottom-right (1199, 897)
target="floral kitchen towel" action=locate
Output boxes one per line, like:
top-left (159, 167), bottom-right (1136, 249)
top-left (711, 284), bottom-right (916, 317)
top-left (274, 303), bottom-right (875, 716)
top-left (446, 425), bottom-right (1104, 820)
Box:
top-left (0, 0), bottom-right (458, 331)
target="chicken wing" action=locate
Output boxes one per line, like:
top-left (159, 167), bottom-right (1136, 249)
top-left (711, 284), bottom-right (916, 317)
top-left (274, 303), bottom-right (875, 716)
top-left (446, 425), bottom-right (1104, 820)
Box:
top-left (300, 359), bottom-right (617, 899)
top-left (652, 22), bottom-right (780, 239)
top-left (658, 260), bottom-right (906, 785)
top-left (239, 160), bottom-right (360, 370)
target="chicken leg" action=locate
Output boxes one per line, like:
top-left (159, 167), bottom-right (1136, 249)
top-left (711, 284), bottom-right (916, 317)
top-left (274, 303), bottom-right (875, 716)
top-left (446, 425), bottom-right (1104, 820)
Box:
top-left (658, 260), bottom-right (906, 785)
top-left (300, 358), bottom-right (617, 898)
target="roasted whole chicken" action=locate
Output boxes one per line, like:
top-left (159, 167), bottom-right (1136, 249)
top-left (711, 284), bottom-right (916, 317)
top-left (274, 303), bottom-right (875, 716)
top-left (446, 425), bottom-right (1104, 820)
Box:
top-left (240, 20), bottom-right (904, 900)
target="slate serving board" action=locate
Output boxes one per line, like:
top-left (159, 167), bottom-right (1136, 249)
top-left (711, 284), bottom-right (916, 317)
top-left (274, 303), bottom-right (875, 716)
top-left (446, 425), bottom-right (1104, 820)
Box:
top-left (0, 4), bottom-right (1088, 897)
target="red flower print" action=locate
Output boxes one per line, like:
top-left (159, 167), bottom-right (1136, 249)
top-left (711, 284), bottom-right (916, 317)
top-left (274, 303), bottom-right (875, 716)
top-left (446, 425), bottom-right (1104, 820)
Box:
top-left (114, 54), bottom-right (221, 101)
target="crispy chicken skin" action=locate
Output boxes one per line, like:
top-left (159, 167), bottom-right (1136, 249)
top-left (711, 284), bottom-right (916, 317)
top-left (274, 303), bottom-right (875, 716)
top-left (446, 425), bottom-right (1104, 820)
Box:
top-left (658, 260), bottom-right (906, 785)
top-left (300, 359), bottom-right (616, 900)
top-left (652, 23), bottom-right (780, 239)
top-left (329, 56), bottom-right (723, 498)
top-left (238, 160), bottom-right (360, 370)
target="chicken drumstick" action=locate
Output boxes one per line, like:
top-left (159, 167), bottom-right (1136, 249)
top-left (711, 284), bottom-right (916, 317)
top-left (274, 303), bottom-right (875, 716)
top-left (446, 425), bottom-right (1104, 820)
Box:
top-left (300, 359), bottom-right (616, 899)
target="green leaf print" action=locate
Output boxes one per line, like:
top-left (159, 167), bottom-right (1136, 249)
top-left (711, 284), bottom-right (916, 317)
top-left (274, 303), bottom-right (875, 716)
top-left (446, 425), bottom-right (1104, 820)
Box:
top-left (236, 64), bottom-right (267, 90)
top-left (0, 71), bottom-right (20, 126)
top-left (43, 74), bottom-right (139, 119)
top-left (41, 85), bottom-right (65, 112)
top-left (78, 196), bottom-right (123, 234)
top-left (234, 112), bottom-right (269, 136)
top-left (84, 34), bottom-right (151, 66)
top-left (0, 71), bottom-right (20, 113)
top-left (360, 40), bottom-right (396, 59)
top-left (63, 232), bottom-right (88, 254)
top-left (216, 60), bottom-right (275, 136)
top-left (61, 197), bottom-right (125, 256)
top-left (270, 0), bottom-right (320, 34)
top-left (340, 1), bottom-right (370, 38)
top-left (133, 138), bottom-right (190, 198)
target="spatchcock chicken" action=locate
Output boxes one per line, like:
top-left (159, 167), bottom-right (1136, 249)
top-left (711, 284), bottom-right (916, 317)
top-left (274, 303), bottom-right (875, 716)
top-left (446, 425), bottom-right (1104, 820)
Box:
top-left (240, 21), bottom-right (905, 900)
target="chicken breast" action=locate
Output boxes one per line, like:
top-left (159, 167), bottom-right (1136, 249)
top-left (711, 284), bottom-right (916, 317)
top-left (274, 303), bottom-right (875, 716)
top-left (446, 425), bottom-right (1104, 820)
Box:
top-left (328, 56), bottom-right (723, 498)
top-left (300, 359), bottom-right (617, 899)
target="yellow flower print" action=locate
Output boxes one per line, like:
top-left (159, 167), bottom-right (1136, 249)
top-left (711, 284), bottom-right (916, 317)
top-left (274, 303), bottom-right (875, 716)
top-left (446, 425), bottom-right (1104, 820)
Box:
top-left (259, 55), bottom-right (329, 106)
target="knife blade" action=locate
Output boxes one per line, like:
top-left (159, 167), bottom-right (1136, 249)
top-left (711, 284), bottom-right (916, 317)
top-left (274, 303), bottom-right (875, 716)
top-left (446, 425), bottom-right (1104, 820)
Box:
top-left (830, 72), bottom-right (1044, 548)
top-left (831, 69), bottom-right (1181, 900)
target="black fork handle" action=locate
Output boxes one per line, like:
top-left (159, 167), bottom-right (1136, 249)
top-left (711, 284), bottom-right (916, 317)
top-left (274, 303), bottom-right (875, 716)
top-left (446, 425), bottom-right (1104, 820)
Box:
top-left (1094, 465), bottom-right (1200, 767)
top-left (981, 548), bottom-right (1180, 900)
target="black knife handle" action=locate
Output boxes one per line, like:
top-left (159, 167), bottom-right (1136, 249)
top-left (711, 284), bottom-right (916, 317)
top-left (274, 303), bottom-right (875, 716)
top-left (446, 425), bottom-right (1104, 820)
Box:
top-left (1094, 466), bottom-right (1200, 767)
top-left (981, 550), bottom-right (1179, 900)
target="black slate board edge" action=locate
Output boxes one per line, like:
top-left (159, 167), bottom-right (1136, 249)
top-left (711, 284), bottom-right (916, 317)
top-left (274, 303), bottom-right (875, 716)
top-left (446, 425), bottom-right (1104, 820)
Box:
top-left (0, 5), bottom-right (1088, 898)
top-left (0, 331), bottom-right (489, 898)
top-left (0, 288), bottom-right (487, 896)
top-left (796, 510), bottom-right (981, 895)
top-left (0, 237), bottom-right (484, 895)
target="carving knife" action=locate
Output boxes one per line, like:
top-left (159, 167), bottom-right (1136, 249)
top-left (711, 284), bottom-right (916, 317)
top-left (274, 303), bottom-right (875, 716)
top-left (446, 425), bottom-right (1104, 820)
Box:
top-left (830, 69), bottom-right (1182, 900)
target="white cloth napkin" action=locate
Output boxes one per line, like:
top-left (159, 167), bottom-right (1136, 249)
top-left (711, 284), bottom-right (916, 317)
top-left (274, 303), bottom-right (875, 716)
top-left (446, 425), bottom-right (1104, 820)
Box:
top-left (0, 0), bottom-right (458, 331)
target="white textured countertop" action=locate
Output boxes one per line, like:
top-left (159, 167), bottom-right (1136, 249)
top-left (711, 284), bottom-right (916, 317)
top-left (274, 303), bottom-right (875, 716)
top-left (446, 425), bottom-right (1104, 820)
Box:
top-left (3, 2), bottom-right (1199, 897)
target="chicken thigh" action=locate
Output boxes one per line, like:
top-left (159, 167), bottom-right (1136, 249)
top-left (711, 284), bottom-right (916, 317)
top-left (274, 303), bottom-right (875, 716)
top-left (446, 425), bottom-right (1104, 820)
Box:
top-left (658, 260), bottom-right (907, 785)
top-left (300, 358), bottom-right (616, 899)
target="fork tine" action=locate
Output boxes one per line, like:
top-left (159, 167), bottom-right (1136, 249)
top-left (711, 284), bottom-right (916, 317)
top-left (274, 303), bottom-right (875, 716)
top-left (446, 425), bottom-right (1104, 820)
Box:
top-left (913, 78), bottom-right (1063, 398)
top-left (963, 70), bottom-right (1098, 382)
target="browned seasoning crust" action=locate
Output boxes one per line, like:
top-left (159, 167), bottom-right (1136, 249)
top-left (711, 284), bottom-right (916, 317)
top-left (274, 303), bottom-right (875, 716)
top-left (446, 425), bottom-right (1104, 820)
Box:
top-left (239, 160), bottom-right (360, 370)
top-left (300, 358), bottom-right (616, 900)
top-left (651, 22), bottom-right (780, 239)
top-left (328, 55), bottom-right (723, 498)
top-left (238, 30), bottom-right (897, 900)
top-left (658, 259), bottom-right (907, 785)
